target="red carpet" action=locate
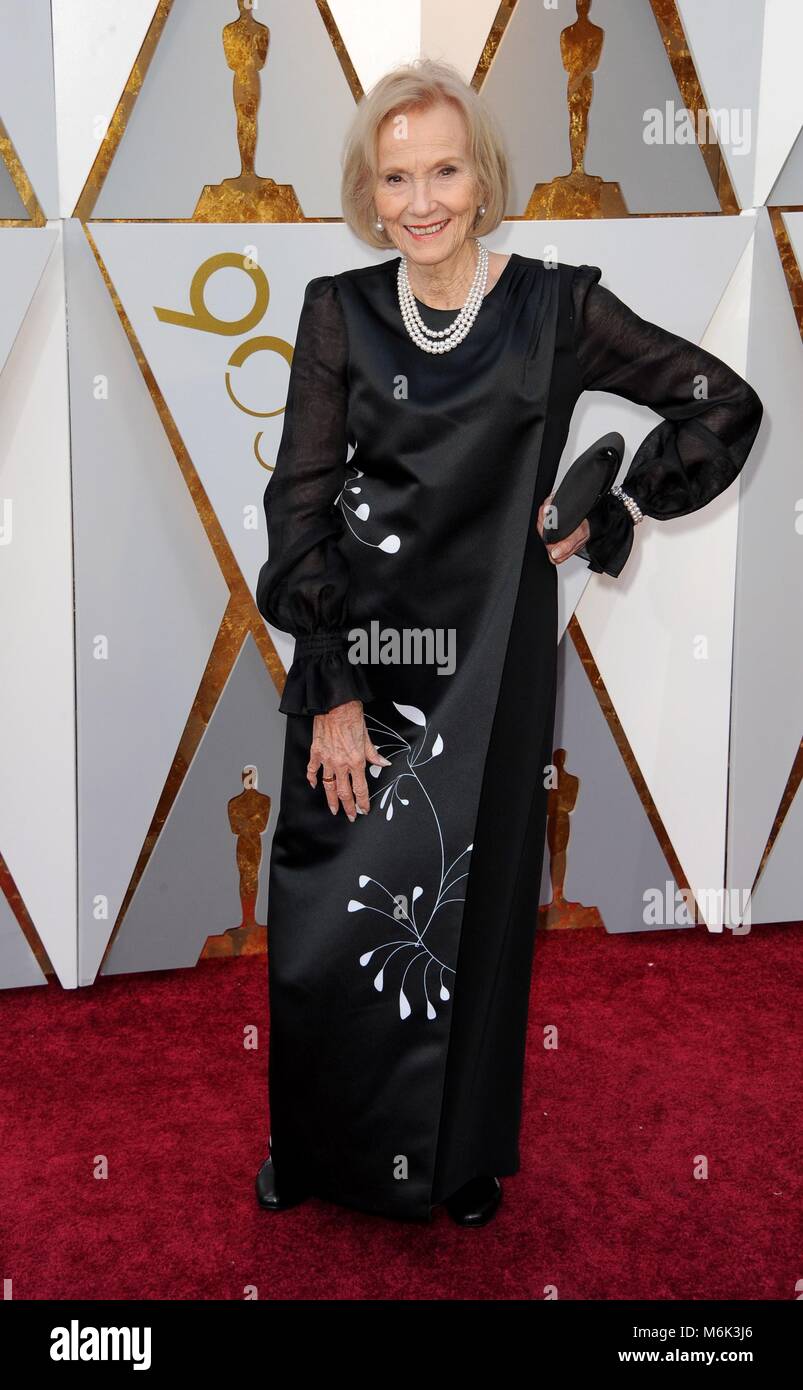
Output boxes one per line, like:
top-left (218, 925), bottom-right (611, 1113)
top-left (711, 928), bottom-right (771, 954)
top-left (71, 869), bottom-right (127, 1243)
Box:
top-left (0, 922), bottom-right (799, 1300)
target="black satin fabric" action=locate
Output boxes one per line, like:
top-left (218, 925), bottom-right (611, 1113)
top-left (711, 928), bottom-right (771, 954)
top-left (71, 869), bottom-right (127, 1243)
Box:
top-left (255, 253), bottom-right (763, 1221)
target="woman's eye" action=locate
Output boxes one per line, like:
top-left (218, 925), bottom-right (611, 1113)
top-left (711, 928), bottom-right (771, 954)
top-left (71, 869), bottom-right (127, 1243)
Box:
top-left (383, 169), bottom-right (457, 184)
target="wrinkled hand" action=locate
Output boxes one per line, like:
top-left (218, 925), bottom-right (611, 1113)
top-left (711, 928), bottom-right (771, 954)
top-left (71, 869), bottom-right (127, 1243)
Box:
top-left (307, 699), bottom-right (391, 822)
top-left (537, 493), bottom-right (591, 564)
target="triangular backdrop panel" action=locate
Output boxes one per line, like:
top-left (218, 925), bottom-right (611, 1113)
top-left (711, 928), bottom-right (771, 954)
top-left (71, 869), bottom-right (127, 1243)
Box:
top-left (0, 881), bottom-right (47, 989)
top-left (0, 156), bottom-right (28, 221)
top-left (0, 228), bottom-right (75, 984)
top-left (747, 0), bottom-right (803, 207)
top-left (65, 220), bottom-right (231, 985)
top-left (768, 126), bottom-right (803, 206)
top-left (677, 0), bottom-right (765, 210)
top-left (330, 0), bottom-right (422, 90)
top-left (750, 0), bottom-right (803, 205)
top-left (0, 229), bottom-right (57, 374)
top-left (103, 636), bottom-right (287, 975)
top-left (541, 635), bottom-right (692, 934)
top-left (0, 0), bottom-right (59, 215)
top-left (0, 228), bottom-right (61, 986)
top-left (52, 0), bottom-right (161, 217)
top-left (748, 776), bottom-right (803, 927)
top-left (90, 0), bottom-right (357, 220)
top-left (483, 0), bottom-right (718, 216)
top-left (726, 208), bottom-right (803, 907)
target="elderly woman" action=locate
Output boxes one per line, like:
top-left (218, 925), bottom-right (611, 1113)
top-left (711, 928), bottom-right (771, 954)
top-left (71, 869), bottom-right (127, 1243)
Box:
top-left (254, 59), bottom-right (763, 1227)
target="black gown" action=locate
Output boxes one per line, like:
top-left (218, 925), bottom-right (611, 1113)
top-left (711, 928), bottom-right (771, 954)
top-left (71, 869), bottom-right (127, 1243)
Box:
top-left (255, 252), bottom-right (763, 1221)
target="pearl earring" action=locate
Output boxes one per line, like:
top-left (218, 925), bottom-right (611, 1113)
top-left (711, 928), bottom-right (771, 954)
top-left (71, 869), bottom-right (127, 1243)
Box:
top-left (477, 204), bottom-right (486, 218)
top-left (375, 216), bottom-right (384, 231)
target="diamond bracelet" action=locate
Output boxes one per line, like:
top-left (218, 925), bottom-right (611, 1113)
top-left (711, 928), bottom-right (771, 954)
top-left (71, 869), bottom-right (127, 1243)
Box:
top-left (610, 483), bottom-right (644, 525)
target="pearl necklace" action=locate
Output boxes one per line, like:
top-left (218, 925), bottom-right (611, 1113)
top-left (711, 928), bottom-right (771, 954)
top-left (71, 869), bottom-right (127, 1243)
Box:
top-left (398, 238), bottom-right (489, 354)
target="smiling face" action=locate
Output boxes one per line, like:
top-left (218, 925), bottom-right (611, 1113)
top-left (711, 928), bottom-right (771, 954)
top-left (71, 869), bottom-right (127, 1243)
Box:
top-left (373, 99), bottom-right (482, 269)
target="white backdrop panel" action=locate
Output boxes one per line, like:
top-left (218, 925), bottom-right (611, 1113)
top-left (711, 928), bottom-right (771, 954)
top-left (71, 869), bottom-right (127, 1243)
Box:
top-left (0, 225), bottom-right (75, 985)
top-left (52, 0), bottom-right (160, 217)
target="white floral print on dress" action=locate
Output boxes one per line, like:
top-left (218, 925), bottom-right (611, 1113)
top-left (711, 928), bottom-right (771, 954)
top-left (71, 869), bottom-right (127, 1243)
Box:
top-left (336, 458), bottom-right (401, 554)
top-left (347, 702), bottom-right (472, 1021)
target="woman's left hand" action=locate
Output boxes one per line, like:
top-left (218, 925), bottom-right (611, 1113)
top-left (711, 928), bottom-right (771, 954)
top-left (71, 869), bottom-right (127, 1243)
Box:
top-left (536, 493), bottom-right (591, 564)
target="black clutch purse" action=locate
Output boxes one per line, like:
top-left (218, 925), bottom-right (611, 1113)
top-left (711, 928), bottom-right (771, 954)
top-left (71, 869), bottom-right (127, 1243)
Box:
top-left (541, 432), bottom-right (625, 545)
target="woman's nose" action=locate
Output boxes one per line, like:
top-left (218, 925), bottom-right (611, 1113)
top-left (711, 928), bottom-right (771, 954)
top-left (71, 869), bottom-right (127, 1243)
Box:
top-left (407, 176), bottom-right (439, 206)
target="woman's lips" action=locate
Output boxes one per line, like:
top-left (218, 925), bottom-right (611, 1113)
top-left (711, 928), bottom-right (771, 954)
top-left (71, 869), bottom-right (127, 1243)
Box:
top-left (405, 218), bottom-right (450, 239)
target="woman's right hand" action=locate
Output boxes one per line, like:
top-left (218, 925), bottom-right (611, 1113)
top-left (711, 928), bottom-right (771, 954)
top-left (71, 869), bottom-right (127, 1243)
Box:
top-left (307, 700), bottom-right (391, 821)
top-left (537, 493), bottom-right (591, 564)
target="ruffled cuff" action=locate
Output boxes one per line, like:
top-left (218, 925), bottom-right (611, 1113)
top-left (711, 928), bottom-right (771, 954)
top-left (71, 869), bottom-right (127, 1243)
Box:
top-left (278, 630), bottom-right (375, 716)
top-left (577, 488), bottom-right (636, 578)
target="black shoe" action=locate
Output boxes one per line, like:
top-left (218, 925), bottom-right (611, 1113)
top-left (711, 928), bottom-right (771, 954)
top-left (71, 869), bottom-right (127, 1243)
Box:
top-left (255, 1156), bottom-right (310, 1212)
top-left (444, 1175), bottom-right (502, 1227)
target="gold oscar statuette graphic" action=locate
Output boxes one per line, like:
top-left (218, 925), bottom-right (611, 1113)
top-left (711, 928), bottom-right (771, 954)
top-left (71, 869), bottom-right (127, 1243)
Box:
top-left (527, 0), bottom-right (627, 219)
top-left (540, 749), bottom-right (601, 930)
top-left (195, 0), bottom-right (304, 222)
top-left (203, 765), bottom-right (271, 958)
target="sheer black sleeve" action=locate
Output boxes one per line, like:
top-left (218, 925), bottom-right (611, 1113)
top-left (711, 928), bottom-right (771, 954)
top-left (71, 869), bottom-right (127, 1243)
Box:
top-left (570, 263), bottom-right (764, 577)
top-left (255, 275), bottom-right (374, 715)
